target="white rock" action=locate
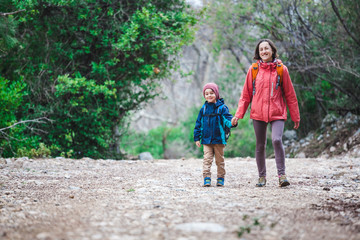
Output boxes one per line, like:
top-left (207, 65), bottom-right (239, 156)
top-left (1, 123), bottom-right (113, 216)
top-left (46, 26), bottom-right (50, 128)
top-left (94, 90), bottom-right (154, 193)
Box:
top-left (13, 159), bottom-right (24, 168)
top-left (175, 222), bottom-right (226, 232)
top-left (283, 130), bottom-right (297, 140)
top-left (330, 146), bottom-right (336, 152)
top-left (5, 159), bottom-right (13, 165)
top-left (139, 152), bottom-right (153, 160)
top-left (36, 232), bottom-right (52, 240)
top-left (295, 152), bottom-right (306, 158)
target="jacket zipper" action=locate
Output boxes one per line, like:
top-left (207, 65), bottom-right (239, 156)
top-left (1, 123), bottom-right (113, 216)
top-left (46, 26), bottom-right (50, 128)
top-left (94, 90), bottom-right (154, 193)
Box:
top-left (268, 69), bottom-right (272, 122)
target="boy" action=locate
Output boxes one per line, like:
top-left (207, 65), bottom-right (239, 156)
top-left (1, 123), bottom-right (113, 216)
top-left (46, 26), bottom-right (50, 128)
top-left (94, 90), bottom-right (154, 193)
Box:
top-left (194, 83), bottom-right (234, 187)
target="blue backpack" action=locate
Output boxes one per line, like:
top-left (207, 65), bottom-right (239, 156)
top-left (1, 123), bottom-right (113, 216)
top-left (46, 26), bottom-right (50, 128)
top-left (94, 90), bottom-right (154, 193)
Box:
top-left (202, 104), bottom-right (231, 141)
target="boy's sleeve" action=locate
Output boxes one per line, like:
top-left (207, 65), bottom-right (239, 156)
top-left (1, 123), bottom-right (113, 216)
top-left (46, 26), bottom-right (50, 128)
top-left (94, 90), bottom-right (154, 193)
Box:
top-left (221, 105), bottom-right (234, 128)
top-left (193, 107), bottom-right (203, 142)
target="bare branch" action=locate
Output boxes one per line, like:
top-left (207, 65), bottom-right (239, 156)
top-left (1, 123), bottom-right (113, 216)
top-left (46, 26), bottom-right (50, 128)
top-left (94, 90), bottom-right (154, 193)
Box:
top-left (293, 1), bottom-right (324, 40)
top-left (309, 70), bottom-right (360, 104)
top-left (330, 0), bottom-right (360, 48)
top-left (0, 9), bottom-right (25, 16)
top-left (0, 117), bottom-right (52, 133)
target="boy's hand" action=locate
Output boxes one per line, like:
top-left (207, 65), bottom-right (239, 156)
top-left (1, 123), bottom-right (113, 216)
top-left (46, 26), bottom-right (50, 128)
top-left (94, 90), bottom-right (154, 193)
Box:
top-left (195, 141), bottom-right (201, 148)
top-left (231, 117), bottom-right (239, 126)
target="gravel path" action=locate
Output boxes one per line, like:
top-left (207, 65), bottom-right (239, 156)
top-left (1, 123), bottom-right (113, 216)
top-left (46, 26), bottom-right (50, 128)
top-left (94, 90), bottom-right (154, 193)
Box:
top-left (0, 157), bottom-right (359, 240)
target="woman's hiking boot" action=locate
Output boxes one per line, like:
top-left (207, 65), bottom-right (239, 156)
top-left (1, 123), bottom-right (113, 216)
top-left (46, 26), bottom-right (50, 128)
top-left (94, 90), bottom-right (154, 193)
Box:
top-left (203, 177), bottom-right (211, 187)
top-left (256, 176), bottom-right (266, 187)
top-left (216, 177), bottom-right (224, 187)
top-left (279, 175), bottom-right (290, 187)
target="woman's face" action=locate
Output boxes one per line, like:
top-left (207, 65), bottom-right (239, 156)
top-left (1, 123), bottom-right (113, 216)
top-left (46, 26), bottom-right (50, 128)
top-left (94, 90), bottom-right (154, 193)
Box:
top-left (259, 41), bottom-right (273, 62)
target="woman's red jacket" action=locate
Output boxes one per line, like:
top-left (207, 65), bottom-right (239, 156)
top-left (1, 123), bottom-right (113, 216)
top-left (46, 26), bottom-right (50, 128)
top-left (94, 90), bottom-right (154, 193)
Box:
top-left (235, 60), bottom-right (300, 123)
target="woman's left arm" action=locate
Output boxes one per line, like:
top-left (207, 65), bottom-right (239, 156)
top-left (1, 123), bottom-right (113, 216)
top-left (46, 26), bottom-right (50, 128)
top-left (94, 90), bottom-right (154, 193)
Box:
top-left (282, 66), bottom-right (300, 127)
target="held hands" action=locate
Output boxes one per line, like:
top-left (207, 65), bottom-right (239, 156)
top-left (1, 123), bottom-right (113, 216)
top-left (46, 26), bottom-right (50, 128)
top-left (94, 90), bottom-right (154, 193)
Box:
top-left (294, 121), bottom-right (300, 129)
top-left (231, 117), bottom-right (239, 126)
top-left (195, 141), bottom-right (201, 148)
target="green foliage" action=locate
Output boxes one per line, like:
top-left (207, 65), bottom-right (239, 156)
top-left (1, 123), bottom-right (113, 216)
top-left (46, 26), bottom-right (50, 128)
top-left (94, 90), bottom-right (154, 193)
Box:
top-left (0, 76), bottom-right (30, 157)
top-left (0, 15), bottom-right (18, 52)
top-left (0, 76), bottom-right (25, 126)
top-left (237, 215), bottom-right (277, 238)
top-left (0, 0), bottom-right (198, 158)
top-left (0, 125), bottom-right (43, 158)
top-left (237, 215), bottom-right (263, 238)
top-left (16, 143), bottom-right (52, 158)
top-left (52, 74), bottom-right (117, 158)
top-left (120, 123), bottom-right (185, 159)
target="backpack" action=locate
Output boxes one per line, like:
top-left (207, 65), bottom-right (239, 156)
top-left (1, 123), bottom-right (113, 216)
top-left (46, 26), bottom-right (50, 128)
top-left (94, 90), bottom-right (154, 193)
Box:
top-left (202, 104), bottom-right (231, 142)
top-left (251, 61), bottom-right (284, 96)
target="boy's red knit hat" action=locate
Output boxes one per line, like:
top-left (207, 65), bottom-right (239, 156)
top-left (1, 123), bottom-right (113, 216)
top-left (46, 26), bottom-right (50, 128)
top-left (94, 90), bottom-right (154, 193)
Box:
top-left (203, 83), bottom-right (220, 100)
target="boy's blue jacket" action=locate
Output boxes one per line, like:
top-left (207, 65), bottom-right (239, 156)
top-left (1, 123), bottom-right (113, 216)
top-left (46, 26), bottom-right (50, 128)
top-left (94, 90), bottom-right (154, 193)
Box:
top-left (194, 98), bottom-right (233, 145)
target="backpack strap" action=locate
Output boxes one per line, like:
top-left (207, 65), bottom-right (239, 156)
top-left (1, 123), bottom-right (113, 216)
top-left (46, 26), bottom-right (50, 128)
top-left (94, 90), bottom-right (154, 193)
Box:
top-left (203, 104), bottom-right (220, 117)
top-left (251, 62), bottom-right (259, 96)
top-left (276, 62), bottom-right (284, 90)
top-left (217, 105), bottom-right (223, 115)
top-left (252, 61), bottom-right (284, 93)
top-left (217, 105), bottom-right (226, 129)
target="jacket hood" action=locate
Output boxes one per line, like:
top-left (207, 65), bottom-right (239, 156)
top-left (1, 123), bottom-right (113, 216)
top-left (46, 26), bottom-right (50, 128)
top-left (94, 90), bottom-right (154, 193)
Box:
top-left (259, 59), bottom-right (282, 69)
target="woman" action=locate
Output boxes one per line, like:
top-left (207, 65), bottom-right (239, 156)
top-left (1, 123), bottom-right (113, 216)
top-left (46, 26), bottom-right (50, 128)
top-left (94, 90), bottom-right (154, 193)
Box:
top-left (231, 39), bottom-right (300, 187)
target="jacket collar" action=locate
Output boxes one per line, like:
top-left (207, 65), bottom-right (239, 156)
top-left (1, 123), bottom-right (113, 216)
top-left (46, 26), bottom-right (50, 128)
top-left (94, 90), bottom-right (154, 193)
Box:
top-left (259, 58), bottom-right (282, 69)
top-left (205, 98), bottom-right (225, 107)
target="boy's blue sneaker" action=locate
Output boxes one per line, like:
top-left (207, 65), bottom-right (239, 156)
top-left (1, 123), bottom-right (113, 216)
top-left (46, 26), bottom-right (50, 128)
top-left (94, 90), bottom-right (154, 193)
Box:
top-left (203, 177), bottom-right (211, 187)
top-left (216, 177), bottom-right (224, 186)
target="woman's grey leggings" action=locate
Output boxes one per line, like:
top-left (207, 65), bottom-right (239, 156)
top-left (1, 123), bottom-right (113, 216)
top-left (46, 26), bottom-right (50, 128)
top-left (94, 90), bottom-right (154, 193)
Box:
top-left (253, 119), bottom-right (285, 177)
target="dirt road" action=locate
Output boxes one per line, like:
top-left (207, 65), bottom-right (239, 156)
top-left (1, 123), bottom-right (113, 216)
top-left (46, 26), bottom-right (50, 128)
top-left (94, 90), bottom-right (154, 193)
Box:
top-left (0, 156), bottom-right (359, 240)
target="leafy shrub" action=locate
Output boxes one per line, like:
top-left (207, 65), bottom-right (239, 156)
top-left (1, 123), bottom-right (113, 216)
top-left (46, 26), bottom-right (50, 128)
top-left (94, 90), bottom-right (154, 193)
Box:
top-left (120, 124), bottom-right (185, 159)
top-left (17, 143), bottom-right (51, 158)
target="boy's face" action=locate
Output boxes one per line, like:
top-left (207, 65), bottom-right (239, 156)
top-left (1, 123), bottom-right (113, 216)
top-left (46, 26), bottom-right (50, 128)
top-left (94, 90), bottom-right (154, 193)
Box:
top-left (204, 89), bottom-right (216, 103)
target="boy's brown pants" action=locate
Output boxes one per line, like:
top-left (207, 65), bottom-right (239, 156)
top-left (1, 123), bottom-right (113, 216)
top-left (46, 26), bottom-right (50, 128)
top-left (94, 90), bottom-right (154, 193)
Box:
top-left (203, 144), bottom-right (225, 179)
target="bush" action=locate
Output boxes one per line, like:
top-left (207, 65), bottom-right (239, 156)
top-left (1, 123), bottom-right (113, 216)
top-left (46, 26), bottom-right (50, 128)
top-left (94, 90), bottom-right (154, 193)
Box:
top-left (17, 143), bottom-right (52, 158)
top-left (120, 124), bottom-right (186, 159)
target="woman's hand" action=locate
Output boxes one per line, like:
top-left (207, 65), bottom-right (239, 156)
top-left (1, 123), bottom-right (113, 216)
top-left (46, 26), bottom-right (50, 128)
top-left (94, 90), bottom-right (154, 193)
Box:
top-left (231, 117), bottom-right (239, 126)
top-left (195, 141), bottom-right (201, 148)
top-left (294, 121), bottom-right (300, 129)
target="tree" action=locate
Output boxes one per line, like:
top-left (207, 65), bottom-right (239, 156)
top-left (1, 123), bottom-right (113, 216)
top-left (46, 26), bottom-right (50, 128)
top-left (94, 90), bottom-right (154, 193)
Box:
top-left (205, 0), bottom-right (360, 136)
top-left (0, 0), bottom-right (197, 158)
